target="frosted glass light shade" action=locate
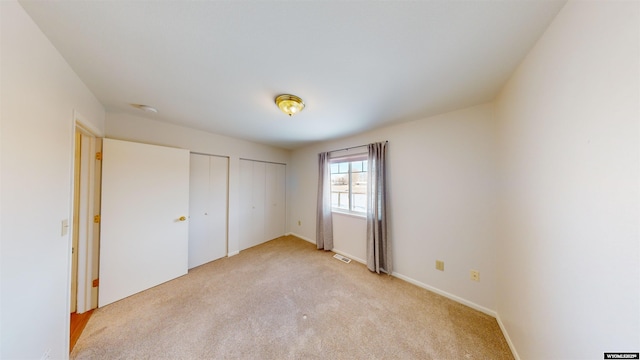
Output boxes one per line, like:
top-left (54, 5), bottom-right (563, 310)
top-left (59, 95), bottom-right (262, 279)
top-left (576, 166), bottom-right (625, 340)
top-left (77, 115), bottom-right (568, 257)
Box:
top-left (275, 94), bottom-right (305, 116)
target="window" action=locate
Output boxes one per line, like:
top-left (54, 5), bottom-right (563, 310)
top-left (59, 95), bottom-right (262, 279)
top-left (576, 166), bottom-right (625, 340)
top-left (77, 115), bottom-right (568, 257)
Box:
top-left (330, 155), bottom-right (368, 214)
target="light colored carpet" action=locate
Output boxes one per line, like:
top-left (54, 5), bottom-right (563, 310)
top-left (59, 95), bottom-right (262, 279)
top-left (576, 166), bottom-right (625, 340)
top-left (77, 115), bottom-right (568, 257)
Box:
top-left (71, 236), bottom-right (513, 359)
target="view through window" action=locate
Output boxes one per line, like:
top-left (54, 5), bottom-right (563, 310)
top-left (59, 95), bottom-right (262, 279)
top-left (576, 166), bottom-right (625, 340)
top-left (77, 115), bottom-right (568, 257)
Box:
top-left (330, 157), bottom-right (368, 214)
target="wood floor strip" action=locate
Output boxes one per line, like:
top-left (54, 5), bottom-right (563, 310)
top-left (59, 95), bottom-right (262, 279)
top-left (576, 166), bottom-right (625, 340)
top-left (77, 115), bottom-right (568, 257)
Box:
top-left (70, 310), bottom-right (94, 352)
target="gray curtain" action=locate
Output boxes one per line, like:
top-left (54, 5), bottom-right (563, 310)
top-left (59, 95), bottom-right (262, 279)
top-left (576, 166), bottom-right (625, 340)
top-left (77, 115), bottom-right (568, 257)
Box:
top-left (366, 142), bottom-right (390, 274)
top-left (316, 152), bottom-right (333, 250)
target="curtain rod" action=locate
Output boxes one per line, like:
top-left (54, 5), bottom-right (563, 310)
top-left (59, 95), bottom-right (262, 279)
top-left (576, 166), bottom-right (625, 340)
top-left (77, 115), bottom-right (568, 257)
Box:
top-left (329, 140), bottom-right (388, 154)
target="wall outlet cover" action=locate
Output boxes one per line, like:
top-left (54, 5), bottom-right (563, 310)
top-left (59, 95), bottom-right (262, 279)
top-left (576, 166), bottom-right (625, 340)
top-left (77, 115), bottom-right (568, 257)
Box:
top-left (470, 270), bottom-right (480, 282)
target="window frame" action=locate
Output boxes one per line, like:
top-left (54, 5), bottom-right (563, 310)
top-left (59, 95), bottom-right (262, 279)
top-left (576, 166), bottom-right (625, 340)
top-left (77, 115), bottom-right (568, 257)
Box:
top-left (329, 153), bottom-right (368, 217)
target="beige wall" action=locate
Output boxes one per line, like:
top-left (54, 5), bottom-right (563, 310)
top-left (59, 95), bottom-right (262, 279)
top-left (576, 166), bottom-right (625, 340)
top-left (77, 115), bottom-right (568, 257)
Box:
top-left (1, 1), bottom-right (105, 358)
top-left (289, 103), bottom-right (500, 314)
top-left (495, 1), bottom-right (639, 358)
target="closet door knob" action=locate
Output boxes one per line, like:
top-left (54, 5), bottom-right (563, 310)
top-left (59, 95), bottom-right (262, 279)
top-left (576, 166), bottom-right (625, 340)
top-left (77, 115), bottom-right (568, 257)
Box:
top-left (179, 216), bottom-right (187, 221)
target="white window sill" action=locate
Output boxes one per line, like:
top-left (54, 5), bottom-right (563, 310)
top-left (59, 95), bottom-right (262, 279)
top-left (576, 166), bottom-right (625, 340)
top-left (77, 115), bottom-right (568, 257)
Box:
top-left (331, 209), bottom-right (366, 220)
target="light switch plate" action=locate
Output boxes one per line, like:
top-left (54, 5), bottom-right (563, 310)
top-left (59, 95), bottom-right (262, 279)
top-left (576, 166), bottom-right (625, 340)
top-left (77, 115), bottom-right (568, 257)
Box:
top-left (61, 219), bottom-right (69, 236)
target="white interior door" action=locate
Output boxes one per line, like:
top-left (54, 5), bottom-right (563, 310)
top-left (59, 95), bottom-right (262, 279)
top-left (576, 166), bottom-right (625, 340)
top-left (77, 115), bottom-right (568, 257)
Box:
top-left (72, 127), bottom-right (101, 314)
top-left (70, 130), bottom-right (81, 313)
top-left (99, 139), bottom-right (190, 307)
top-left (90, 138), bottom-right (102, 309)
top-left (188, 153), bottom-right (228, 269)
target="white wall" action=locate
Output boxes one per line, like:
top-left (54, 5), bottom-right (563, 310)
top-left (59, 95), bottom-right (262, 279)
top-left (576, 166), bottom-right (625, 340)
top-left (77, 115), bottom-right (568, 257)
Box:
top-left (105, 113), bottom-right (290, 256)
top-left (332, 213), bottom-right (367, 264)
top-left (0, 2), bottom-right (106, 358)
top-left (289, 103), bottom-right (499, 314)
top-left (495, 1), bottom-right (639, 359)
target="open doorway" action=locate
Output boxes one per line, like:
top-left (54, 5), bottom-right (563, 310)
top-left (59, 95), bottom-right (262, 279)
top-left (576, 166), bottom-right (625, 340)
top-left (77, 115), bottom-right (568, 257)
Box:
top-left (70, 121), bottom-right (102, 351)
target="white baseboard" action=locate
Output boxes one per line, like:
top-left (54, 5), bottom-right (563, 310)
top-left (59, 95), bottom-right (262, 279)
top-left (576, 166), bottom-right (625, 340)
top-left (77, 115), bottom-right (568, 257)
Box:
top-left (286, 231), bottom-right (516, 357)
top-left (227, 250), bottom-right (239, 257)
top-left (286, 232), bottom-right (315, 245)
top-left (496, 314), bottom-right (520, 360)
top-left (286, 233), bottom-right (367, 264)
top-left (390, 272), bottom-right (497, 318)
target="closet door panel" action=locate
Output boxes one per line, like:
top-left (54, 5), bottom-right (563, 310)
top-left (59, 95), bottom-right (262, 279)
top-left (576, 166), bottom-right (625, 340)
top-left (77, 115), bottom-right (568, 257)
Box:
top-left (188, 154), bottom-right (228, 269)
top-left (208, 156), bottom-right (228, 260)
top-left (251, 161), bottom-right (266, 247)
top-left (239, 160), bottom-right (285, 252)
top-left (239, 159), bottom-right (254, 251)
top-left (265, 163), bottom-right (286, 241)
top-left (264, 163), bottom-right (277, 241)
top-left (188, 154), bottom-right (210, 269)
top-left (275, 163), bottom-right (286, 237)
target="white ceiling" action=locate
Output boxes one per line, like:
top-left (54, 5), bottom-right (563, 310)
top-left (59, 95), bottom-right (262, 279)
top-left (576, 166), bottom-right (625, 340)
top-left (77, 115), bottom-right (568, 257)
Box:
top-left (20, 0), bottom-right (566, 149)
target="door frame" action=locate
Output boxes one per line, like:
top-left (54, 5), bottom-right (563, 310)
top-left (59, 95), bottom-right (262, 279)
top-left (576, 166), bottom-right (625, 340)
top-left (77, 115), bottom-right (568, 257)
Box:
top-left (70, 110), bottom-right (102, 315)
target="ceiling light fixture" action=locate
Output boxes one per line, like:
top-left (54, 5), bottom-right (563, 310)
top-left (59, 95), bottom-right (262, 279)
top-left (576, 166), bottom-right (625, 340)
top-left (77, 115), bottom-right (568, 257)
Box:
top-left (130, 104), bottom-right (158, 113)
top-left (275, 94), bottom-right (305, 116)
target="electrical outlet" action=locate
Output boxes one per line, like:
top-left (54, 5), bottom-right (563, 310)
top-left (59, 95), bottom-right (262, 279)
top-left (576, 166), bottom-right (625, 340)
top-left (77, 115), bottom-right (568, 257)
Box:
top-left (470, 270), bottom-right (480, 282)
top-left (435, 260), bottom-right (444, 271)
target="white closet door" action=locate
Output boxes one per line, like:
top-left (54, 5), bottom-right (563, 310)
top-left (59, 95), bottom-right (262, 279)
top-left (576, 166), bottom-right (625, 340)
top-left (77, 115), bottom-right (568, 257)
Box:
top-left (276, 163), bottom-right (286, 236)
top-left (208, 156), bottom-right (228, 256)
top-left (239, 159), bottom-right (253, 251)
top-left (239, 160), bottom-right (286, 251)
top-left (188, 154), bottom-right (228, 269)
top-left (239, 159), bottom-right (271, 251)
top-left (188, 154), bottom-right (209, 266)
top-left (251, 161), bottom-right (266, 247)
top-left (265, 163), bottom-right (286, 241)
top-left (99, 139), bottom-right (189, 307)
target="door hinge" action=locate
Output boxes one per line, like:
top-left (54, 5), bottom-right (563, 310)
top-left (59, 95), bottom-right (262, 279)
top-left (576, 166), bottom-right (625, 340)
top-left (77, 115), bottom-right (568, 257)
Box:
top-left (96, 152), bottom-right (102, 160)
top-left (92, 279), bottom-right (99, 288)
top-left (94, 215), bottom-right (101, 223)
